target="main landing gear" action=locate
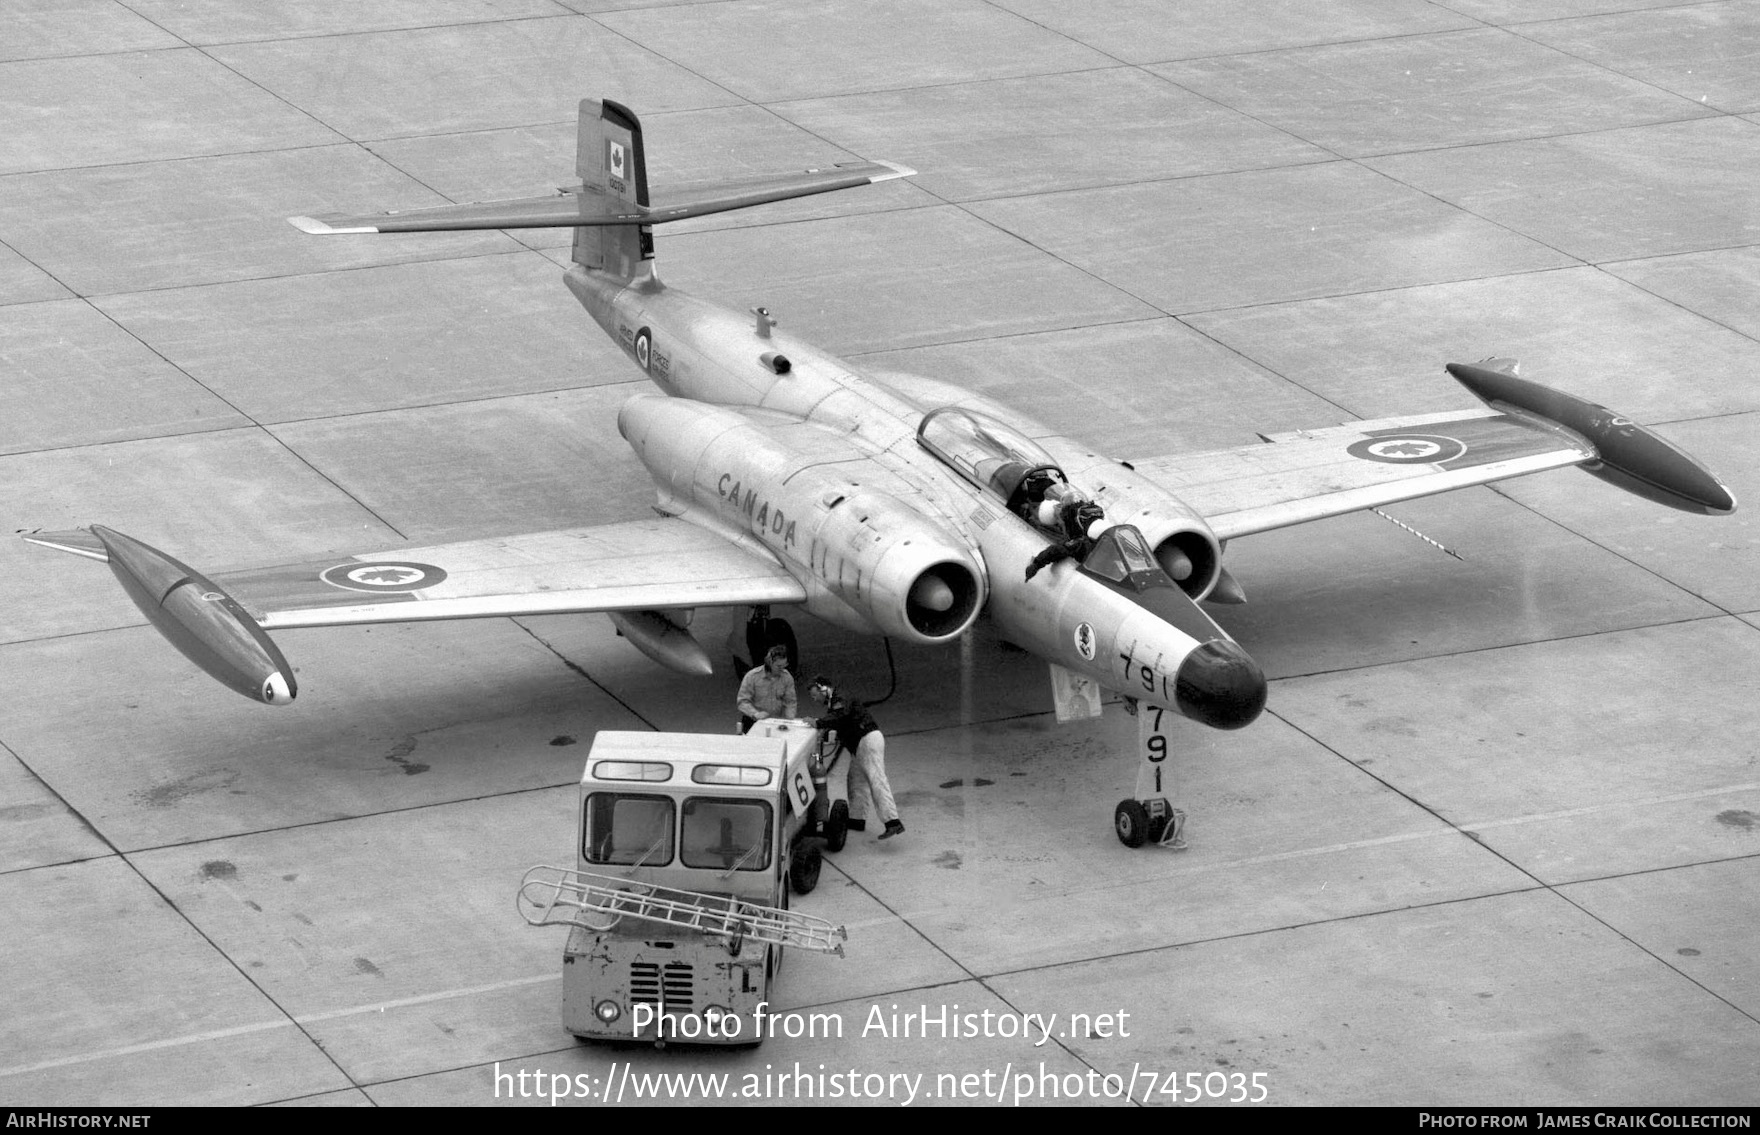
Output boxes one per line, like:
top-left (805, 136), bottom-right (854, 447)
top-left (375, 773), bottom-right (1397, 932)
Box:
top-left (733, 606), bottom-right (798, 676)
top-left (1115, 698), bottom-right (1187, 850)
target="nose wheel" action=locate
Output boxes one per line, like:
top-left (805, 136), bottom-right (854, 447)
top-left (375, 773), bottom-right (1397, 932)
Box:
top-left (1114, 797), bottom-right (1185, 849)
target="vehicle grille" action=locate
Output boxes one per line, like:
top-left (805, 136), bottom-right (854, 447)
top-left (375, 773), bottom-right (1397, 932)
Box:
top-left (629, 961), bottom-right (695, 1012)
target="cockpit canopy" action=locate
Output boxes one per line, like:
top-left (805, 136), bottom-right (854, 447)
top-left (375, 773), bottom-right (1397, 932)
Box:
top-left (916, 407), bottom-right (1065, 513)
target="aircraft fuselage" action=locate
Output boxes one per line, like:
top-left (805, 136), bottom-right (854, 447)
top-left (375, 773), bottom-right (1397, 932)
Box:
top-left (568, 265), bottom-right (1267, 730)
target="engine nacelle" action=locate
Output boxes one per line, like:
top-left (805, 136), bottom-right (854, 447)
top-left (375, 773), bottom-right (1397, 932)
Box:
top-left (618, 394), bottom-right (985, 644)
top-left (1148, 526), bottom-right (1220, 600)
top-left (805, 485), bottom-right (984, 641)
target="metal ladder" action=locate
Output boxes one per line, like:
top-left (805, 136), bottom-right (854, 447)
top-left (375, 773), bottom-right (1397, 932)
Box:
top-left (517, 865), bottom-right (847, 955)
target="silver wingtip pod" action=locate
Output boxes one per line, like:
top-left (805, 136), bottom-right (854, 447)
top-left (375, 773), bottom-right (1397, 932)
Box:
top-left (1446, 362), bottom-right (1738, 516)
top-left (89, 526), bottom-right (298, 705)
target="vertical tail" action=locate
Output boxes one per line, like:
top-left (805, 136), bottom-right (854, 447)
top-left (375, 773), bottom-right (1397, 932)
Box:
top-left (574, 99), bottom-right (654, 279)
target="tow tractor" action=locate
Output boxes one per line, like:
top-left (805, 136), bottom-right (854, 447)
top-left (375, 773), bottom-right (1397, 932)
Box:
top-left (517, 721), bottom-right (849, 1045)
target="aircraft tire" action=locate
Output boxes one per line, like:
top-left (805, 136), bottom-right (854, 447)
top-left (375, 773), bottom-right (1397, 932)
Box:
top-left (825, 800), bottom-right (850, 852)
top-left (789, 840), bottom-right (822, 894)
top-left (1114, 799), bottom-right (1151, 848)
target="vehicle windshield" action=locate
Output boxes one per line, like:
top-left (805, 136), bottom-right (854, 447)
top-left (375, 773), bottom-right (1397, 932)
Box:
top-left (582, 792), bottom-right (674, 867)
top-left (916, 407), bottom-right (1063, 508)
top-left (680, 797), bottom-right (773, 872)
top-left (1082, 525), bottom-right (1168, 587)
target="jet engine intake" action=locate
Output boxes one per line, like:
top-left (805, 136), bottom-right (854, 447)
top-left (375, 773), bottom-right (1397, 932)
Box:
top-left (905, 561), bottom-right (982, 638)
top-left (1153, 529), bottom-right (1219, 599)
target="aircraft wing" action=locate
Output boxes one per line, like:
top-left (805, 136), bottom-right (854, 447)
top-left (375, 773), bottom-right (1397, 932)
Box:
top-left (1125, 362), bottom-right (1735, 540)
top-left (1128, 407), bottom-right (1597, 541)
top-left (221, 519), bottom-right (807, 628)
top-left (22, 517), bottom-right (805, 701)
top-left (26, 517), bottom-right (807, 631)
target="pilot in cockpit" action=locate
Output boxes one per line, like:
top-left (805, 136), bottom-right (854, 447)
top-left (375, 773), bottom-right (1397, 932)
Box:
top-left (1025, 492), bottom-right (1110, 581)
top-left (1010, 466), bottom-right (1062, 522)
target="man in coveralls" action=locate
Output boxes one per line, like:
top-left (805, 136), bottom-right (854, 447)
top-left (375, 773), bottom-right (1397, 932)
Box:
top-left (809, 677), bottom-right (903, 840)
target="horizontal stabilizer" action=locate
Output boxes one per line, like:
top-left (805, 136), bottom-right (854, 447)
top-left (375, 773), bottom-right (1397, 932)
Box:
top-left (1446, 362), bottom-right (1737, 516)
top-left (290, 161), bottom-right (913, 235)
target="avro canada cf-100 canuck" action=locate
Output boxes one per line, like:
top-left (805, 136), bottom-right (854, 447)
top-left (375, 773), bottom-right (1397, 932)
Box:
top-left (27, 99), bottom-right (1735, 844)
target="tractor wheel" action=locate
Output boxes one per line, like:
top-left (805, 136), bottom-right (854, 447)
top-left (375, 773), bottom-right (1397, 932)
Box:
top-left (825, 800), bottom-right (850, 853)
top-left (788, 840), bottom-right (822, 894)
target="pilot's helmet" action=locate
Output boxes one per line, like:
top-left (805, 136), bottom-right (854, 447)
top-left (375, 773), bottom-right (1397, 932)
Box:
top-left (1086, 518), bottom-right (1114, 541)
top-left (1074, 502), bottom-right (1106, 529)
top-left (1045, 482), bottom-right (1084, 504)
top-left (1036, 500), bottom-right (1060, 527)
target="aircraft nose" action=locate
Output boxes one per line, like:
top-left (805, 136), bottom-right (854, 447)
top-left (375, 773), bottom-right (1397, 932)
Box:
top-left (1174, 639), bottom-right (1267, 730)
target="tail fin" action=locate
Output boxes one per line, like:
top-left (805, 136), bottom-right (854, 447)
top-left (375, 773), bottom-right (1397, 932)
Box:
top-left (574, 99), bottom-right (654, 279)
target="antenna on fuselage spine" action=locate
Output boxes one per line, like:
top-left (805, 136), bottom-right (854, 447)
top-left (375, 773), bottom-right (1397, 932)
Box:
top-left (574, 98), bottom-right (654, 280)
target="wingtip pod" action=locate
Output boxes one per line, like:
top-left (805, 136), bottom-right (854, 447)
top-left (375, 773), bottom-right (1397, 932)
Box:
top-left (1446, 363), bottom-right (1737, 516)
top-left (89, 526), bottom-right (297, 705)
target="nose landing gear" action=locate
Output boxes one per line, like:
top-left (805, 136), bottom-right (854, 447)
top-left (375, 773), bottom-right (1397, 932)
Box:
top-left (1116, 699), bottom-right (1188, 849)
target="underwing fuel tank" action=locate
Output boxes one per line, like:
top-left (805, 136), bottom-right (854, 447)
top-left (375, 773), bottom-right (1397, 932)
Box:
top-left (606, 610), bottom-right (713, 677)
top-left (92, 526), bottom-right (296, 704)
top-left (1447, 362), bottom-right (1737, 515)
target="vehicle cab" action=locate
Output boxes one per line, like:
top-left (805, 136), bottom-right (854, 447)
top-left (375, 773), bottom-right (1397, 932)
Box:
top-left (518, 725), bottom-right (845, 1045)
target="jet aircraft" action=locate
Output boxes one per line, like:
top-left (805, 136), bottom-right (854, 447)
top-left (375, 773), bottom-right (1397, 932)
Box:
top-left (26, 99), bottom-right (1736, 844)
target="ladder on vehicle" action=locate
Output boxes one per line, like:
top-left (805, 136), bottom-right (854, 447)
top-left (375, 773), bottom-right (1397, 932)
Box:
top-left (517, 865), bottom-right (848, 955)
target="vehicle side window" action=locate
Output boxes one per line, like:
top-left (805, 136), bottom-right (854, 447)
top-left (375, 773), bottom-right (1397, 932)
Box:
top-left (583, 793), bottom-right (674, 866)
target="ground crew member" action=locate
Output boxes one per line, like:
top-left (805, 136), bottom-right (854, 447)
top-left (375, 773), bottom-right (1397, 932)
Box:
top-left (808, 677), bottom-right (903, 839)
top-left (736, 645), bottom-right (797, 733)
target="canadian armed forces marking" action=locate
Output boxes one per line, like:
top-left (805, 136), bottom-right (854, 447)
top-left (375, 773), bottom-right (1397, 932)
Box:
top-left (320, 561), bottom-right (449, 593)
top-left (1346, 434), bottom-right (1466, 464)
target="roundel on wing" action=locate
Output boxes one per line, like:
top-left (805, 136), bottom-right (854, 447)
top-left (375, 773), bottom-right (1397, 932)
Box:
top-left (320, 561), bottom-right (449, 593)
top-left (1346, 434), bottom-right (1466, 465)
top-left (634, 326), bottom-right (652, 372)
